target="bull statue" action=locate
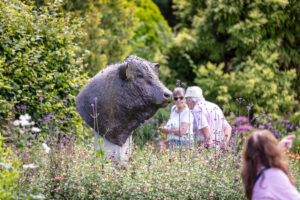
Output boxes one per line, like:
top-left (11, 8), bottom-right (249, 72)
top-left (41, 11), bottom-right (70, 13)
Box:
top-left (76, 55), bottom-right (172, 159)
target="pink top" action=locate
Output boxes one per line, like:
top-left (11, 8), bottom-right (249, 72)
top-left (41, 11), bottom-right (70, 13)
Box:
top-left (252, 168), bottom-right (300, 200)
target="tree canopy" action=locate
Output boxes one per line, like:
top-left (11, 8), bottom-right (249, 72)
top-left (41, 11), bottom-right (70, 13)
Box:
top-left (166, 0), bottom-right (299, 122)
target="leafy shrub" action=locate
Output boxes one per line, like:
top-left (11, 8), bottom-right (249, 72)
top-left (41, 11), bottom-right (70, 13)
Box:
top-left (166, 0), bottom-right (300, 115)
top-left (193, 57), bottom-right (299, 123)
top-left (76, 0), bottom-right (137, 76)
top-left (0, 133), bottom-right (20, 200)
top-left (0, 0), bottom-right (88, 135)
top-left (37, 0), bottom-right (171, 76)
top-left (130, 0), bottom-right (172, 61)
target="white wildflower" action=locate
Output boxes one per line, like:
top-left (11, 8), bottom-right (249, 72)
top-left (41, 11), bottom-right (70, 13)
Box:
top-left (31, 121), bottom-right (35, 126)
top-left (42, 143), bottom-right (50, 154)
top-left (23, 163), bottom-right (38, 169)
top-left (19, 114), bottom-right (31, 126)
top-left (13, 120), bottom-right (20, 126)
top-left (19, 118), bottom-right (30, 126)
top-left (20, 114), bottom-right (31, 121)
top-left (32, 127), bottom-right (41, 132)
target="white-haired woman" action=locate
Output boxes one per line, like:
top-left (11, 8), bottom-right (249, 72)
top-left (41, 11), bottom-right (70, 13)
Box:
top-left (159, 87), bottom-right (194, 147)
top-left (185, 86), bottom-right (232, 148)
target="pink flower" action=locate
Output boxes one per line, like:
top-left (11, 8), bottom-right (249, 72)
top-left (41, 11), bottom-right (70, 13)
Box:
top-left (259, 125), bottom-right (264, 129)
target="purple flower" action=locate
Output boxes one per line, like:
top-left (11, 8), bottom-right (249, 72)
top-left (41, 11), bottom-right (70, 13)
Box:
top-left (251, 116), bottom-right (258, 123)
top-left (63, 138), bottom-right (68, 146)
top-left (44, 116), bottom-right (51, 123)
top-left (266, 122), bottom-right (272, 128)
top-left (236, 97), bottom-right (245, 102)
top-left (246, 104), bottom-right (253, 111)
top-left (21, 105), bottom-right (27, 110)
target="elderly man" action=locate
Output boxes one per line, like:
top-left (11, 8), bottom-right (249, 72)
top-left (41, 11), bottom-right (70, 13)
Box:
top-left (185, 86), bottom-right (232, 148)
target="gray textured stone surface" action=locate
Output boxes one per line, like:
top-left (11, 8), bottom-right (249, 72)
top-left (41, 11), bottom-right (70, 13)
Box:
top-left (76, 55), bottom-right (172, 146)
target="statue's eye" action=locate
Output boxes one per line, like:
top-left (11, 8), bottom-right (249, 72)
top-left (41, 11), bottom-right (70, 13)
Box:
top-left (136, 73), bottom-right (143, 78)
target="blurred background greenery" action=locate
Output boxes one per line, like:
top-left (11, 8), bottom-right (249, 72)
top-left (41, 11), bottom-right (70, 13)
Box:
top-left (1, 0), bottom-right (299, 140)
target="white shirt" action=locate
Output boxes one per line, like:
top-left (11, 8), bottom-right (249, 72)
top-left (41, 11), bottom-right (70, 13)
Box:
top-left (192, 100), bottom-right (229, 144)
top-left (166, 105), bottom-right (194, 141)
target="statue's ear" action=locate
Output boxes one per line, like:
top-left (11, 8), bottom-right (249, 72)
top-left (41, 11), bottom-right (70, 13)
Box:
top-left (119, 62), bottom-right (135, 80)
top-left (153, 63), bottom-right (160, 76)
top-left (119, 62), bottom-right (129, 80)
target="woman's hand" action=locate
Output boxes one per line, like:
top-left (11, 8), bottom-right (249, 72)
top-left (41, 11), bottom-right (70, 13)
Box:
top-left (279, 135), bottom-right (296, 151)
top-left (159, 127), bottom-right (169, 133)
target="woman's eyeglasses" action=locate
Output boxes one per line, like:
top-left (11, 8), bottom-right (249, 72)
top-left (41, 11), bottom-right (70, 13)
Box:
top-left (173, 96), bottom-right (184, 101)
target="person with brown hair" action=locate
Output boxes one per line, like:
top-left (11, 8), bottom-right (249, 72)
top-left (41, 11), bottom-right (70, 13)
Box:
top-left (241, 129), bottom-right (300, 200)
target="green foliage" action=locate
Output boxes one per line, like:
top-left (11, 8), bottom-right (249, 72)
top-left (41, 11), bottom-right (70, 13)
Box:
top-left (130, 0), bottom-right (172, 61)
top-left (0, 134), bottom-right (20, 200)
top-left (166, 0), bottom-right (299, 120)
top-left (194, 60), bottom-right (298, 122)
top-left (173, 0), bottom-right (206, 29)
top-left (0, 0), bottom-right (88, 134)
top-left (170, 0), bottom-right (300, 71)
top-left (58, 0), bottom-right (137, 76)
top-left (36, 0), bottom-right (171, 77)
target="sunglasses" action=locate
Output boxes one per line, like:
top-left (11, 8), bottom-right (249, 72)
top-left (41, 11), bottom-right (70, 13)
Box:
top-left (173, 96), bottom-right (184, 101)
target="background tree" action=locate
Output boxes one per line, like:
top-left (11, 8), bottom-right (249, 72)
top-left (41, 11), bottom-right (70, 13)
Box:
top-left (165, 0), bottom-right (299, 122)
top-left (59, 0), bottom-right (137, 76)
top-left (130, 0), bottom-right (172, 62)
top-left (35, 0), bottom-right (172, 76)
